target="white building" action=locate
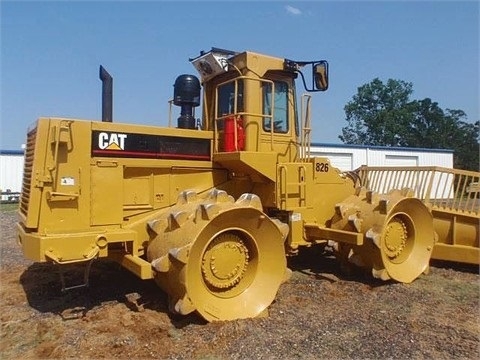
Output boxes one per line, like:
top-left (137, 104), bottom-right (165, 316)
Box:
top-left (0, 150), bottom-right (24, 195)
top-left (310, 143), bottom-right (453, 171)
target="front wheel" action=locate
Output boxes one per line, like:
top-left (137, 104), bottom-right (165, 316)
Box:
top-left (186, 207), bottom-right (288, 321)
top-left (147, 191), bottom-right (289, 321)
top-left (330, 189), bottom-right (435, 283)
top-left (371, 197), bottom-right (434, 283)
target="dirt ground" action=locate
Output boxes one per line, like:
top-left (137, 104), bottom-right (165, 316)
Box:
top-left (1, 205), bottom-right (479, 359)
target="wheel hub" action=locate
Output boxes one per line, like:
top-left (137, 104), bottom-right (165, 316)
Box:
top-left (383, 218), bottom-right (407, 259)
top-left (201, 233), bottom-right (249, 290)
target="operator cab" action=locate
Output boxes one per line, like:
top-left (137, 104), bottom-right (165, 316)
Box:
top-left (182, 48), bottom-right (328, 167)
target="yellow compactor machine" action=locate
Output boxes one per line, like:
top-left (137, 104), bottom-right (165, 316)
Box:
top-left (17, 48), bottom-right (479, 321)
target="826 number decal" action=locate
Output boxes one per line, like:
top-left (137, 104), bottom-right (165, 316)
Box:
top-left (315, 162), bottom-right (329, 172)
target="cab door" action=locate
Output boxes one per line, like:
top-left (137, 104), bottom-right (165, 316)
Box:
top-left (259, 77), bottom-right (299, 162)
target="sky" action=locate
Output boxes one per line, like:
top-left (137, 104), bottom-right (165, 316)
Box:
top-left (1, 0), bottom-right (479, 150)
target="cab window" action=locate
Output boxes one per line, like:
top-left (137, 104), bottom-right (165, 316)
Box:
top-left (217, 80), bottom-right (244, 117)
top-left (263, 81), bottom-right (288, 133)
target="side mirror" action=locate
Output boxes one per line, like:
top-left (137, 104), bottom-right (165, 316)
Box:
top-left (313, 61), bottom-right (328, 91)
top-left (284, 58), bottom-right (329, 92)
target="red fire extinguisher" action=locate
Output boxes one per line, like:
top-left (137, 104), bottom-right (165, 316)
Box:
top-left (224, 116), bottom-right (245, 152)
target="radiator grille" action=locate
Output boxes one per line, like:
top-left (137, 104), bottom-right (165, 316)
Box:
top-left (20, 126), bottom-right (37, 217)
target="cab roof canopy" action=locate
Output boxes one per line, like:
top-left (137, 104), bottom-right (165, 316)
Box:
top-left (190, 47), bottom-right (287, 82)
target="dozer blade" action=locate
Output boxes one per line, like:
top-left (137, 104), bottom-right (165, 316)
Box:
top-left (355, 165), bottom-right (480, 264)
top-left (147, 189), bottom-right (289, 321)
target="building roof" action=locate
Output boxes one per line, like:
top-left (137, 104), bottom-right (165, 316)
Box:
top-left (0, 150), bottom-right (25, 155)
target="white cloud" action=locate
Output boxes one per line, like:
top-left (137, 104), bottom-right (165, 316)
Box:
top-left (285, 5), bottom-right (302, 16)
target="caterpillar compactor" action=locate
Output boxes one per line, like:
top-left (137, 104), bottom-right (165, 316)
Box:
top-left (17, 48), bottom-right (479, 321)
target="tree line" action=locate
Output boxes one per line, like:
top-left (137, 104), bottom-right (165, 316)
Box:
top-left (340, 78), bottom-right (479, 171)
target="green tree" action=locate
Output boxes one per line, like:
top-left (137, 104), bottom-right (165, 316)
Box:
top-left (340, 78), bottom-right (415, 146)
top-left (450, 118), bottom-right (479, 170)
top-left (340, 79), bottom-right (479, 171)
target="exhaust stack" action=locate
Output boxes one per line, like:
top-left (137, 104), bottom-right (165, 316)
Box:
top-left (99, 65), bottom-right (113, 122)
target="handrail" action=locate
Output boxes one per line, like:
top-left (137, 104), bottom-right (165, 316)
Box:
top-left (277, 164), bottom-right (308, 209)
top-left (278, 165), bottom-right (288, 209)
top-left (298, 165), bottom-right (307, 207)
top-left (300, 93), bottom-right (312, 162)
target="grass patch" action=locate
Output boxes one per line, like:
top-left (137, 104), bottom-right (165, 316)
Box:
top-left (0, 203), bottom-right (19, 213)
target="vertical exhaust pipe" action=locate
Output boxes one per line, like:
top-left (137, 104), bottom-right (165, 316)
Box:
top-left (99, 65), bottom-right (113, 122)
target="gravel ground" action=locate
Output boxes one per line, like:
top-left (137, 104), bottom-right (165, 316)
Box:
top-left (1, 206), bottom-right (479, 359)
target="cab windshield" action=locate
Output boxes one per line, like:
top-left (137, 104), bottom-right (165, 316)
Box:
top-left (263, 80), bottom-right (289, 133)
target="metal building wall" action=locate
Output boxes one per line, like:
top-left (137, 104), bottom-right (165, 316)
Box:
top-left (0, 150), bottom-right (24, 193)
top-left (310, 143), bottom-right (453, 171)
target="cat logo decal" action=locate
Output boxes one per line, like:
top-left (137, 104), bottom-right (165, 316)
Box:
top-left (98, 132), bottom-right (127, 150)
